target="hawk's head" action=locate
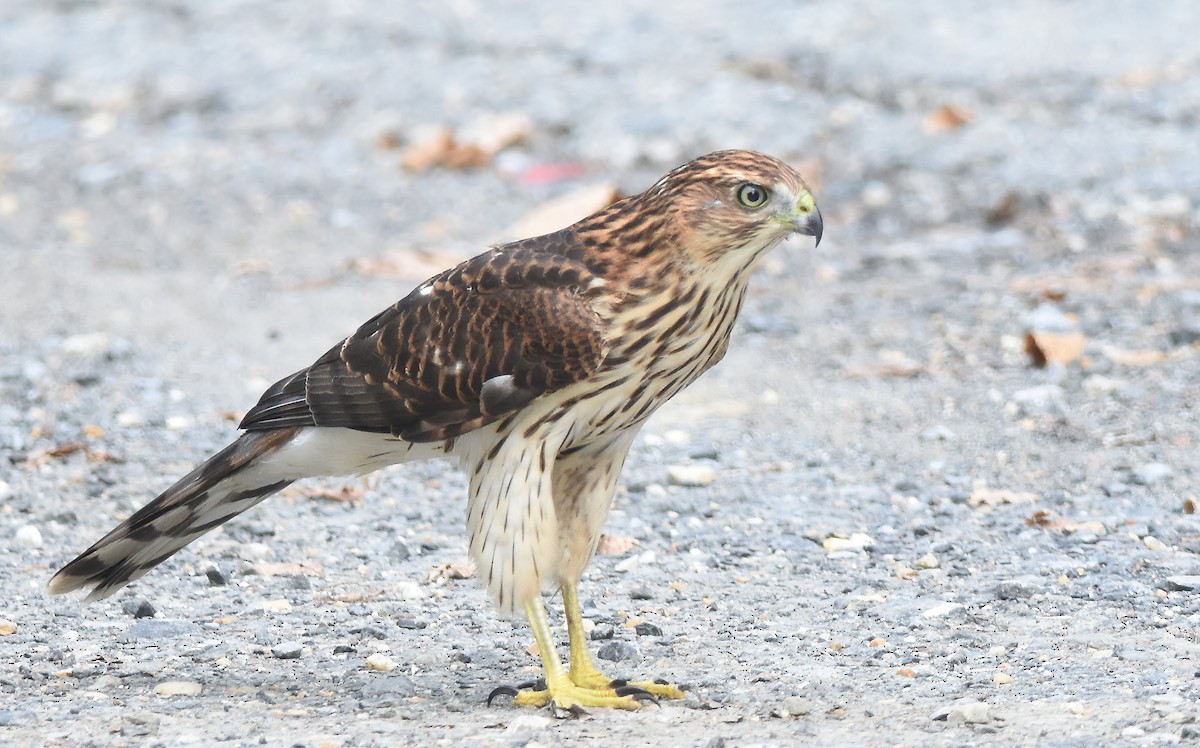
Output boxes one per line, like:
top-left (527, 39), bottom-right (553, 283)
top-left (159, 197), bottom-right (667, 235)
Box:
top-left (644, 150), bottom-right (822, 269)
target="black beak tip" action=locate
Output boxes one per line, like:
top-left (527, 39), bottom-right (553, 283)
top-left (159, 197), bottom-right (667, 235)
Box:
top-left (797, 207), bottom-right (823, 247)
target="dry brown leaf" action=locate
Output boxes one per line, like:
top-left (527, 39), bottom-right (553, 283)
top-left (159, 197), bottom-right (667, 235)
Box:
top-left (21, 442), bottom-right (121, 467)
top-left (505, 183), bottom-right (622, 240)
top-left (297, 484), bottom-right (367, 503)
top-left (969, 487), bottom-right (1037, 507)
top-left (1025, 330), bottom-right (1086, 368)
top-left (350, 247), bottom-right (471, 281)
top-left (401, 129), bottom-right (491, 172)
top-left (923, 104), bottom-right (974, 132)
top-left (596, 534), bottom-right (637, 556)
top-left (1026, 509), bottom-right (1106, 535)
top-left (255, 561), bottom-right (325, 578)
top-left (425, 561), bottom-right (475, 584)
top-left (1103, 347), bottom-right (1167, 366)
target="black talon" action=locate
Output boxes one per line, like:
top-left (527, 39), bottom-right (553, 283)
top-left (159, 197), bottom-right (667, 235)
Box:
top-left (615, 685), bottom-right (659, 703)
top-left (486, 678), bottom-right (548, 706)
top-left (486, 685), bottom-right (520, 706)
top-left (517, 678), bottom-right (546, 691)
top-left (609, 678), bottom-right (629, 688)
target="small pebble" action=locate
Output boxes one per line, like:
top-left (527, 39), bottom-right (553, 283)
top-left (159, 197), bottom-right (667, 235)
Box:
top-left (590, 624), bottom-right (615, 641)
top-left (948, 701), bottom-right (990, 724)
top-left (0, 480), bottom-right (12, 501)
top-left (0, 619), bottom-right (16, 635)
top-left (505, 715), bottom-right (552, 734)
top-left (121, 599), bottom-right (156, 619)
top-left (15, 525), bottom-right (42, 548)
top-left (261, 599), bottom-right (292, 613)
top-left (1143, 536), bottom-right (1169, 552)
top-left (273, 641), bottom-right (303, 659)
top-left (993, 673), bottom-right (1012, 685)
top-left (633, 622), bottom-right (663, 637)
top-left (667, 464), bottom-right (717, 487)
top-left (915, 553), bottom-right (940, 569)
top-left (153, 680), bottom-right (202, 696)
top-left (823, 533), bottom-right (875, 553)
top-left (923, 602), bottom-right (964, 618)
top-left (206, 567), bottom-right (229, 586)
top-left (366, 653), bottom-right (397, 671)
top-left (596, 641), bottom-right (640, 663)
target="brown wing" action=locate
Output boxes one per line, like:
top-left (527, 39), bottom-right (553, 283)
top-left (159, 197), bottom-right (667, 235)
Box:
top-left (239, 240), bottom-right (607, 442)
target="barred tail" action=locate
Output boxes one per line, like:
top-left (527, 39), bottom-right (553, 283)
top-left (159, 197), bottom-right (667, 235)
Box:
top-left (49, 426), bottom-right (302, 601)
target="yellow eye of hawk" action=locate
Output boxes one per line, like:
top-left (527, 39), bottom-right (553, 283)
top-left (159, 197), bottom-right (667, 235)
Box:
top-left (736, 183), bottom-right (769, 209)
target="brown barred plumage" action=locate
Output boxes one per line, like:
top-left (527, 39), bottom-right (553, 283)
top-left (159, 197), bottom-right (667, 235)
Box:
top-left (50, 150), bottom-right (822, 711)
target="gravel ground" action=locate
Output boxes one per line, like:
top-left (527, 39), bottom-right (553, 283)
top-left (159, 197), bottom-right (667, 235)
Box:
top-left (2, 2), bottom-right (1199, 746)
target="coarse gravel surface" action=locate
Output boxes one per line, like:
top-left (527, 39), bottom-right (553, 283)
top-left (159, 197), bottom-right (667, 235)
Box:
top-left (2, 2), bottom-right (1199, 747)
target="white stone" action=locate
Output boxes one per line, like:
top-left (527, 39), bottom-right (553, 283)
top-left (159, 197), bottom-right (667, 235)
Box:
top-left (505, 715), bottom-right (552, 734)
top-left (154, 680), bottom-right (202, 696)
top-left (949, 701), bottom-right (990, 724)
top-left (667, 464), bottom-right (717, 487)
top-left (15, 525), bottom-right (43, 548)
top-left (365, 653), bottom-right (397, 672)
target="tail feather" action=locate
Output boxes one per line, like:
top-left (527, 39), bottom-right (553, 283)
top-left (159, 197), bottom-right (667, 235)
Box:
top-left (49, 426), bottom-right (301, 601)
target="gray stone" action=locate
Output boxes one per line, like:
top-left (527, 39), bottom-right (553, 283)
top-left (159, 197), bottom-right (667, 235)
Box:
top-left (272, 641), bottom-right (303, 659)
top-left (1164, 576), bottom-right (1200, 592)
top-left (596, 641), bottom-right (640, 663)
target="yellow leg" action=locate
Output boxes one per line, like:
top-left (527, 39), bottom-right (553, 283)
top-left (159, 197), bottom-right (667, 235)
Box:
top-left (511, 596), bottom-right (644, 710)
top-left (562, 581), bottom-right (685, 700)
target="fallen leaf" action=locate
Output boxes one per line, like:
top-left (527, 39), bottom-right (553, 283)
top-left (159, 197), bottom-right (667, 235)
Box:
top-left (255, 561), bottom-right (325, 578)
top-left (1025, 509), bottom-right (1106, 535)
top-left (596, 534), bottom-right (637, 556)
top-left (21, 442), bottom-right (121, 467)
top-left (1025, 330), bottom-right (1086, 368)
top-left (425, 561), bottom-right (475, 584)
top-left (297, 484), bottom-right (367, 503)
top-left (923, 104), bottom-right (974, 132)
top-left (1102, 347), bottom-right (1167, 366)
top-left (350, 248), bottom-right (470, 281)
top-left (505, 183), bottom-right (622, 240)
top-left (401, 128), bottom-right (490, 172)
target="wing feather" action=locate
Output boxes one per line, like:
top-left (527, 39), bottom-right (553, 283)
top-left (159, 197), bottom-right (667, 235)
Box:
top-left (240, 238), bottom-right (608, 442)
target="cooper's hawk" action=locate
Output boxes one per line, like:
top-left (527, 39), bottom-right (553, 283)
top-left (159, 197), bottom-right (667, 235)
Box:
top-left (50, 150), bottom-right (822, 710)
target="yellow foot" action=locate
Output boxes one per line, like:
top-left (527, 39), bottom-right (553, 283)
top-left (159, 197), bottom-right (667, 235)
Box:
top-left (620, 679), bottom-right (686, 701)
top-left (488, 679), bottom-right (651, 711)
top-left (568, 667), bottom-right (686, 701)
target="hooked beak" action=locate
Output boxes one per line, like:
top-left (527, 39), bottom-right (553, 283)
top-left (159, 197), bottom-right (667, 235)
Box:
top-left (786, 189), bottom-right (823, 246)
top-left (794, 204), bottom-right (823, 246)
